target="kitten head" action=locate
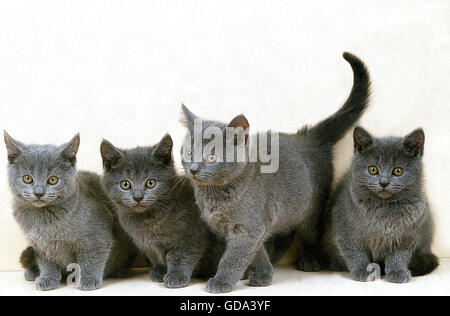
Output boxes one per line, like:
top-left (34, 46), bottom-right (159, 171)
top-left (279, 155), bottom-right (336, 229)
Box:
top-left (4, 132), bottom-right (80, 208)
top-left (101, 134), bottom-right (177, 213)
top-left (180, 104), bottom-right (249, 186)
top-left (351, 126), bottom-right (425, 200)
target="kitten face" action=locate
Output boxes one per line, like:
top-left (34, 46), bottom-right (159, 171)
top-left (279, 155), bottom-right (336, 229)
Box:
top-left (4, 132), bottom-right (80, 208)
top-left (352, 127), bottom-right (425, 200)
top-left (101, 135), bottom-right (176, 213)
top-left (180, 104), bottom-right (249, 186)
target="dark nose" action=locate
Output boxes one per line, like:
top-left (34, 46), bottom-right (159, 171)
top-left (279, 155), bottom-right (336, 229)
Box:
top-left (133, 190), bottom-right (144, 203)
top-left (190, 163), bottom-right (200, 176)
top-left (190, 169), bottom-right (198, 176)
top-left (380, 178), bottom-right (390, 188)
top-left (34, 186), bottom-right (45, 199)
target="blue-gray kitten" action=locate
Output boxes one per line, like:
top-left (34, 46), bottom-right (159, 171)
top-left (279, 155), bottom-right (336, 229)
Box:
top-left (180, 52), bottom-right (371, 293)
top-left (100, 134), bottom-right (225, 288)
top-left (320, 127), bottom-right (438, 283)
top-left (4, 132), bottom-right (137, 291)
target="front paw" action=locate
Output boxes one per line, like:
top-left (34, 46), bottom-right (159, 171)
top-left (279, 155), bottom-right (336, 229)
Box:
top-left (149, 269), bottom-right (165, 283)
top-left (386, 270), bottom-right (411, 284)
top-left (298, 257), bottom-right (323, 272)
top-left (164, 273), bottom-right (190, 288)
top-left (248, 271), bottom-right (273, 287)
top-left (36, 276), bottom-right (60, 291)
top-left (25, 269), bottom-right (38, 281)
top-left (78, 276), bottom-right (102, 291)
top-left (350, 269), bottom-right (374, 282)
top-left (206, 278), bottom-right (234, 293)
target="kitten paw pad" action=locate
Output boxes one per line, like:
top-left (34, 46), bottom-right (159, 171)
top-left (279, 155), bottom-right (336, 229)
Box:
top-left (248, 271), bottom-right (273, 287)
top-left (206, 278), bottom-right (233, 293)
top-left (298, 258), bottom-right (323, 272)
top-left (350, 269), bottom-right (374, 282)
top-left (78, 277), bottom-right (102, 291)
top-left (149, 270), bottom-right (165, 283)
top-left (25, 269), bottom-right (38, 281)
top-left (386, 270), bottom-right (411, 284)
top-left (164, 273), bottom-right (190, 288)
top-left (35, 277), bottom-right (60, 291)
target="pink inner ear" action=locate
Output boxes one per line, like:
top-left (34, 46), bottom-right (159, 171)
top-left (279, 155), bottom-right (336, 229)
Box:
top-left (228, 115), bottom-right (249, 130)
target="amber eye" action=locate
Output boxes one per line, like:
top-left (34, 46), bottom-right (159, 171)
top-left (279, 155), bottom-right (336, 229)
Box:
top-left (185, 150), bottom-right (192, 161)
top-left (48, 176), bottom-right (59, 185)
top-left (146, 179), bottom-right (157, 189)
top-left (207, 154), bottom-right (217, 163)
top-left (368, 166), bottom-right (379, 175)
top-left (393, 168), bottom-right (404, 176)
top-left (120, 180), bottom-right (131, 190)
top-left (23, 175), bottom-right (33, 184)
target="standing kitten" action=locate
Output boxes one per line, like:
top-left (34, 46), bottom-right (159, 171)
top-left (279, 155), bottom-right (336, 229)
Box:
top-left (5, 132), bottom-right (137, 291)
top-left (320, 127), bottom-right (438, 283)
top-left (100, 134), bottom-right (224, 288)
top-left (180, 52), bottom-right (371, 293)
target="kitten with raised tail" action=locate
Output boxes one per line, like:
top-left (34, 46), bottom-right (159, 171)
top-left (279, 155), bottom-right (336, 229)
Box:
top-left (100, 134), bottom-right (225, 288)
top-left (320, 127), bottom-right (438, 283)
top-left (180, 52), bottom-right (371, 293)
top-left (4, 132), bottom-right (137, 291)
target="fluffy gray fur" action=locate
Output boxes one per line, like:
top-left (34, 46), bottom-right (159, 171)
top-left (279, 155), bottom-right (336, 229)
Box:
top-left (320, 127), bottom-right (438, 283)
top-left (4, 132), bottom-right (137, 291)
top-left (180, 52), bottom-right (371, 293)
top-left (100, 134), bottom-right (226, 288)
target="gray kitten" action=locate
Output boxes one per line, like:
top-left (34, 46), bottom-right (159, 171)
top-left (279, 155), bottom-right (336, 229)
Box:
top-left (320, 127), bottom-right (438, 283)
top-left (100, 134), bottom-right (225, 288)
top-left (180, 52), bottom-right (371, 293)
top-left (4, 132), bottom-right (137, 291)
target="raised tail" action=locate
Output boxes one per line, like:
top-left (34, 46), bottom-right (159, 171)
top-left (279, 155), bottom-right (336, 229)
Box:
top-left (303, 52), bottom-right (371, 145)
top-left (409, 253), bottom-right (439, 277)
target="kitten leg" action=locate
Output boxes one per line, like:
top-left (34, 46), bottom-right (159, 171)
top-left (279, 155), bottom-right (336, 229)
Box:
top-left (385, 249), bottom-right (413, 284)
top-left (340, 247), bottom-right (374, 282)
top-left (297, 222), bottom-right (323, 272)
top-left (206, 236), bottom-right (263, 293)
top-left (149, 263), bottom-right (167, 283)
top-left (77, 248), bottom-right (109, 291)
top-left (247, 246), bottom-right (273, 287)
top-left (35, 253), bottom-right (62, 291)
top-left (164, 248), bottom-right (201, 289)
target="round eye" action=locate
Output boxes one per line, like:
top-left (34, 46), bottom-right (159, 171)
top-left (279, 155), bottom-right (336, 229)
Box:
top-left (120, 180), bottom-right (131, 190)
top-left (207, 155), bottom-right (217, 163)
top-left (23, 175), bottom-right (33, 184)
top-left (185, 150), bottom-right (192, 161)
top-left (48, 176), bottom-right (59, 185)
top-left (368, 166), bottom-right (379, 175)
top-left (146, 179), bottom-right (157, 189)
top-left (393, 168), bottom-right (404, 176)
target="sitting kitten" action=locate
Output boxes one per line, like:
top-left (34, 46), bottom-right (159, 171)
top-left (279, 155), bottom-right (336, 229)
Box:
top-left (100, 134), bottom-right (225, 288)
top-left (4, 132), bottom-right (137, 291)
top-left (320, 127), bottom-right (439, 283)
top-left (180, 52), bottom-right (371, 293)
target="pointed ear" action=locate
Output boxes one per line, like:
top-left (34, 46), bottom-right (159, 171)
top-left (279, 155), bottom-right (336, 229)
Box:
top-left (4, 131), bottom-right (24, 163)
top-left (181, 103), bottom-right (199, 129)
top-left (403, 128), bottom-right (425, 157)
top-left (59, 133), bottom-right (80, 165)
top-left (353, 127), bottom-right (373, 153)
top-left (152, 134), bottom-right (173, 165)
top-left (228, 115), bottom-right (250, 145)
top-left (100, 139), bottom-right (123, 171)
